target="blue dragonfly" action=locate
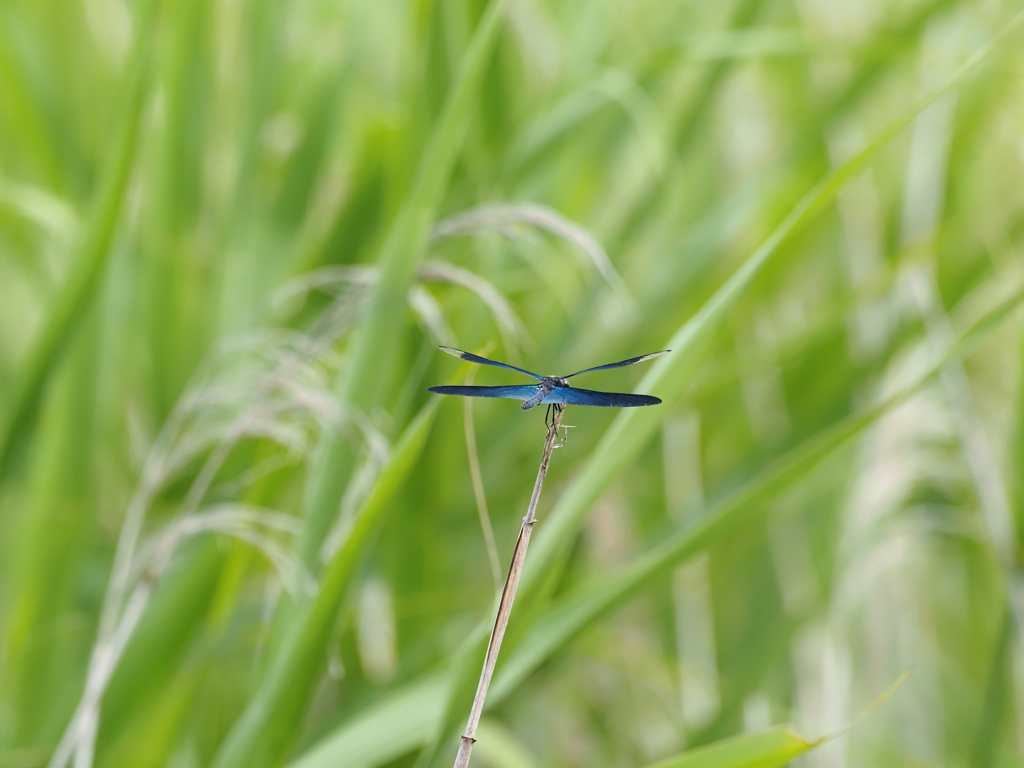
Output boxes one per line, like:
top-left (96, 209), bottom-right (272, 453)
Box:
top-left (427, 346), bottom-right (669, 411)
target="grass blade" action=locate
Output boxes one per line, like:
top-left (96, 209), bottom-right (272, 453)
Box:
top-left (211, 399), bottom-right (439, 768)
top-left (642, 726), bottom-right (823, 768)
top-left (0, 1), bottom-right (159, 476)
top-left (288, 677), bottom-right (448, 768)
top-left (297, 0), bottom-right (512, 566)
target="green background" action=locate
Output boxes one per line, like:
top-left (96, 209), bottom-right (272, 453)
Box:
top-left (2, 1), bottom-right (1023, 767)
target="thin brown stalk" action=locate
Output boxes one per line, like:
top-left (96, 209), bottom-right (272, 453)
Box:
top-left (453, 405), bottom-right (566, 768)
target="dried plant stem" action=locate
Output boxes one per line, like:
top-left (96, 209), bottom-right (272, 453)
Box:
top-left (453, 405), bottom-right (566, 768)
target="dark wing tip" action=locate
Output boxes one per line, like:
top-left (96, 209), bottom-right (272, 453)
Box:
top-left (626, 394), bottom-right (662, 406)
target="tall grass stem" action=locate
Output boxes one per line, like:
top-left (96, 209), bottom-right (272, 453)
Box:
top-left (453, 406), bottom-right (566, 768)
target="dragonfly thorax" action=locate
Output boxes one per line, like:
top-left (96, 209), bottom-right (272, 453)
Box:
top-left (542, 376), bottom-right (570, 388)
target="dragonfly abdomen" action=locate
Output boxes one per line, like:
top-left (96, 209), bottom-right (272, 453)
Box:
top-left (521, 379), bottom-right (558, 410)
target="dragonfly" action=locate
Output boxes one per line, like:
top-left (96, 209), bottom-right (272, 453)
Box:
top-left (427, 346), bottom-right (669, 411)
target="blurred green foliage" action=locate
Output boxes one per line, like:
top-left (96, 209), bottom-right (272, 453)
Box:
top-left (2, 1), bottom-right (1024, 767)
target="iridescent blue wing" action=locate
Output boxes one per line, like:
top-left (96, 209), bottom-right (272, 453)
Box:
top-left (544, 386), bottom-right (661, 407)
top-left (427, 385), bottom-right (541, 402)
top-left (563, 350), bottom-right (670, 378)
top-left (438, 346), bottom-right (543, 380)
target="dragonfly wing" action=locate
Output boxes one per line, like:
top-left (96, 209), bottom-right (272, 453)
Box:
top-left (427, 384), bottom-right (540, 401)
top-left (544, 386), bottom-right (661, 407)
top-left (563, 350), bottom-right (670, 378)
top-left (437, 347), bottom-right (542, 380)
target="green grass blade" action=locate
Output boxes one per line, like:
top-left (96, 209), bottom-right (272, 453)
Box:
top-left (642, 726), bottom-right (823, 768)
top-left (297, 0), bottom-right (512, 565)
top-left (0, 1), bottom-right (159, 476)
top-left (472, 719), bottom-right (542, 768)
top-left (411, 624), bottom-right (491, 768)
top-left (287, 676), bottom-right (448, 768)
top-left (211, 399), bottom-right (439, 768)
top-left (97, 539), bottom-right (223, 746)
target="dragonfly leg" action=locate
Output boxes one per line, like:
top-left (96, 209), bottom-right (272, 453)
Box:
top-left (543, 404), bottom-right (573, 446)
top-left (544, 403), bottom-right (564, 429)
